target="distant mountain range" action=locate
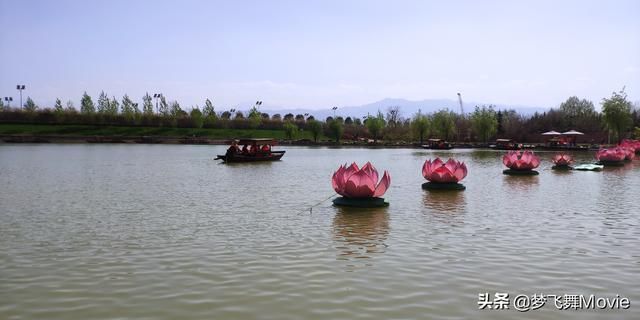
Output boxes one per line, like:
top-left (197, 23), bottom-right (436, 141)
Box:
top-left (261, 98), bottom-right (548, 120)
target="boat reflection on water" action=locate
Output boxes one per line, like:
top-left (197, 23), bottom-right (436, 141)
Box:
top-left (332, 206), bottom-right (389, 261)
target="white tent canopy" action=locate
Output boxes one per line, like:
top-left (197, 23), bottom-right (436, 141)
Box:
top-left (542, 131), bottom-right (562, 135)
top-left (562, 130), bottom-right (584, 135)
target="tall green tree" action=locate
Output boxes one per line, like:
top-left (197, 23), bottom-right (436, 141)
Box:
top-left (601, 89), bottom-right (633, 143)
top-left (158, 96), bottom-right (169, 116)
top-left (471, 105), bottom-right (498, 143)
top-left (307, 119), bottom-right (322, 142)
top-left (23, 97), bottom-right (38, 112)
top-left (121, 94), bottom-right (135, 120)
top-left (0, 98), bottom-right (4, 111)
top-left (190, 107), bottom-right (204, 128)
top-left (202, 99), bottom-right (217, 127)
top-left (80, 92), bottom-right (95, 114)
top-left (365, 111), bottom-right (385, 142)
top-left (248, 106), bottom-right (262, 129)
top-left (107, 96), bottom-right (119, 115)
top-left (97, 91), bottom-right (109, 113)
top-left (560, 96), bottom-right (595, 118)
top-left (203, 99), bottom-right (215, 116)
top-left (283, 121), bottom-right (298, 140)
top-left (431, 109), bottom-right (456, 141)
top-left (344, 116), bottom-right (353, 125)
top-left (559, 96), bottom-right (596, 129)
top-left (220, 111), bottom-right (232, 119)
top-left (411, 110), bottom-right (430, 144)
top-left (53, 98), bottom-right (64, 121)
top-left (385, 106), bottom-right (401, 127)
top-left (142, 93), bottom-right (154, 115)
top-left (328, 119), bottom-right (344, 143)
top-left (54, 98), bottom-right (63, 112)
top-left (132, 102), bottom-right (141, 115)
top-left (170, 101), bottom-right (183, 117)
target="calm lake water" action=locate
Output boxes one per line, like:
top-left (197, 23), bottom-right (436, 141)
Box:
top-left (1, 144), bottom-right (639, 319)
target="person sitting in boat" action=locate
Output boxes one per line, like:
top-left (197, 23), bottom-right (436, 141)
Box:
top-left (249, 143), bottom-right (258, 155)
top-left (261, 144), bottom-right (271, 153)
top-left (241, 144), bottom-right (249, 155)
top-left (226, 140), bottom-right (240, 156)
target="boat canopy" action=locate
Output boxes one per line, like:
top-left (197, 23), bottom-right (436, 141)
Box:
top-left (496, 138), bottom-right (514, 142)
top-left (562, 130), bottom-right (584, 135)
top-left (236, 138), bottom-right (277, 145)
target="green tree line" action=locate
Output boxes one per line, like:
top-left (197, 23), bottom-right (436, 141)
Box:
top-left (1, 90), bottom-right (638, 143)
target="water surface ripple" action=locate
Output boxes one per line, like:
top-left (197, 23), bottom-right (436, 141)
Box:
top-left (1, 145), bottom-right (638, 319)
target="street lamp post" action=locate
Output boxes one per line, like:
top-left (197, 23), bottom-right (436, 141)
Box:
top-left (332, 106), bottom-right (338, 117)
top-left (4, 97), bottom-right (13, 108)
top-left (153, 93), bottom-right (161, 114)
top-left (16, 85), bottom-right (25, 109)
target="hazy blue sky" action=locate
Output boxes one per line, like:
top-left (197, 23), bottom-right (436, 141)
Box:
top-left (1, 0), bottom-right (638, 111)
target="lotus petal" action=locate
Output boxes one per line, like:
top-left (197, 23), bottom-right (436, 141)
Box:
top-left (552, 153), bottom-right (573, 165)
top-left (596, 148), bottom-right (626, 162)
top-left (453, 161), bottom-right (468, 181)
top-left (503, 150), bottom-right (540, 170)
top-left (361, 161), bottom-right (379, 183)
top-left (432, 166), bottom-right (457, 183)
top-left (331, 162), bottom-right (391, 198)
top-left (422, 157), bottom-right (467, 183)
top-left (373, 170), bottom-right (390, 197)
top-left (343, 169), bottom-right (376, 198)
top-left (331, 165), bottom-right (345, 194)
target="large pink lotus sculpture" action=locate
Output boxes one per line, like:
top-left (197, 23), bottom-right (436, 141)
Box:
top-left (620, 139), bottom-right (640, 155)
top-left (595, 148), bottom-right (626, 165)
top-left (502, 150), bottom-right (540, 175)
top-left (551, 153), bottom-right (574, 169)
top-left (422, 158), bottom-right (468, 190)
top-left (331, 162), bottom-right (391, 207)
top-left (621, 147), bottom-right (635, 161)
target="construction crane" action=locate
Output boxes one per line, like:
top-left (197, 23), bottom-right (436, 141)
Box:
top-left (457, 92), bottom-right (464, 115)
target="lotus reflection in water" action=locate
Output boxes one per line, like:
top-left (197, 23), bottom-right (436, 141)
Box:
top-left (332, 207), bottom-right (389, 260)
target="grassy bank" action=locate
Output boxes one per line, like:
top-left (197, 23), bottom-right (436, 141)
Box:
top-left (0, 123), bottom-right (324, 140)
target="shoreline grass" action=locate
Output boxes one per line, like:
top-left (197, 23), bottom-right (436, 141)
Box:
top-left (0, 123), bottom-right (323, 140)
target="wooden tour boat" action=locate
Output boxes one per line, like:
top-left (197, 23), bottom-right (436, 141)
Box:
top-left (421, 138), bottom-right (453, 150)
top-left (215, 138), bottom-right (285, 163)
top-left (490, 139), bottom-right (522, 150)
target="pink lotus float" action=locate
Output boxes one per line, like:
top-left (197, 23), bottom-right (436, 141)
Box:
top-left (595, 147), bottom-right (626, 166)
top-left (331, 162), bottom-right (391, 207)
top-left (551, 153), bottom-right (574, 170)
top-left (502, 150), bottom-right (540, 175)
top-left (621, 147), bottom-right (636, 161)
top-left (422, 158), bottom-right (468, 190)
top-left (620, 139), bottom-right (640, 155)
